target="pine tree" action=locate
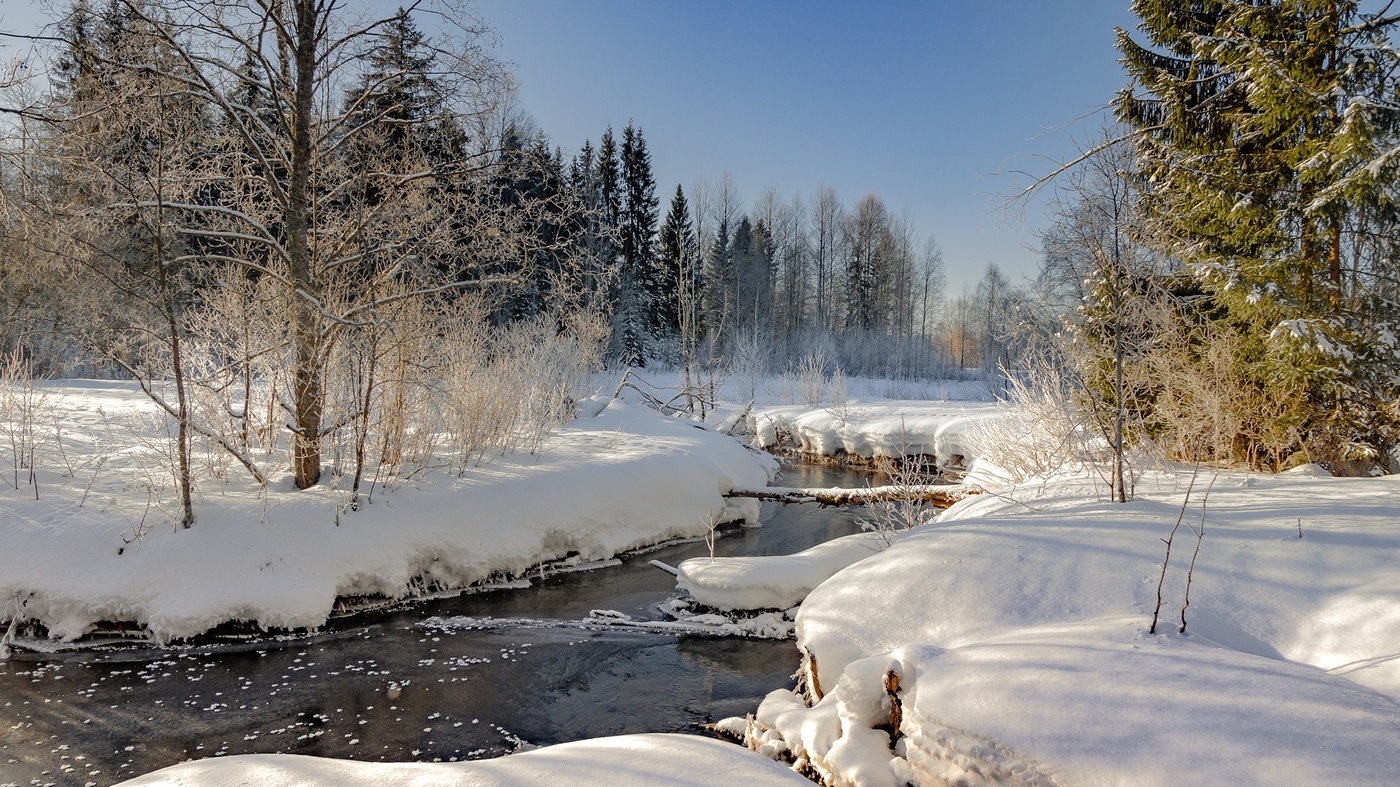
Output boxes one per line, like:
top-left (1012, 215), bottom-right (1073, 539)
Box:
top-left (54, 0), bottom-right (98, 103)
top-left (739, 218), bottom-right (774, 334)
top-left (564, 139), bottom-right (614, 313)
top-left (488, 127), bottom-right (567, 321)
top-left (845, 194), bottom-right (888, 332)
top-left (1116, 0), bottom-right (1400, 469)
top-left (728, 215), bottom-right (753, 333)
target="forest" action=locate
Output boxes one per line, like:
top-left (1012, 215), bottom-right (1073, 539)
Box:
top-left (0, 0), bottom-right (1399, 517)
top-left (2, 3), bottom-right (1399, 785)
top-left (0, 0), bottom-right (994, 519)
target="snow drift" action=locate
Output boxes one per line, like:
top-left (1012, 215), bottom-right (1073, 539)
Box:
top-left (742, 470), bottom-right (1400, 785)
top-left (0, 384), bottom-right (774, 645)
top-left (115, 733), bottom-right (813, 786)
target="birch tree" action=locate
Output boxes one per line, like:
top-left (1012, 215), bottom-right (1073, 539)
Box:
top-left (97, 0), bottom-right (509, 489)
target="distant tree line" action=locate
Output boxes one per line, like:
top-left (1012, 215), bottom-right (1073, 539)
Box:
top-left (479, 122), bottom-right (969, 380)
top-left (0, 0), bottom-right (1007, 512)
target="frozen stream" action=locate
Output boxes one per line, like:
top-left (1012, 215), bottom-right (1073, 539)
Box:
top-left (0, 463), bottom-right (870, 786)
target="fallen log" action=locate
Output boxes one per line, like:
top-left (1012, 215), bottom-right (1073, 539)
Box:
top-left (725, 484), bottom-right (978, 509)
top-left (648, 560), bottom-right (680, 576)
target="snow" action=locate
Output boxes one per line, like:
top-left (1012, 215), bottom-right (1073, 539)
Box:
top-left (676, 531), bottom-right (894, 612)
top-left (13, 377), bottom-right (1400, 786)
top-left (0, 382), bottom-right (775, 645)
top-left (418, 605), bottom-right (798, 639)
top-left (677, 389), bottom-right (995, 617)
top-left (114, 733), bottom-right (814, 786)
top-left (751, 399), bottom-right (1001, 471)
top-left (740, 468), bottom-right (1400, 785)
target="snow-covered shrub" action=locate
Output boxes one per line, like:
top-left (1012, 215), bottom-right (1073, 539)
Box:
top-left (784, 349), bottom-right (831, 408)
top-left (969, 360), bottom-right (1102, 486)
top-left (0, 349), bottom-right (48, 496)
top-left (728, 327), bottom-right (772, 403)
top-left (857, 425), bottom-right (938, 543)
top-left (829, 366), bottom-right (851, 427)
top-left (441, 306), bottom-right (606, 471)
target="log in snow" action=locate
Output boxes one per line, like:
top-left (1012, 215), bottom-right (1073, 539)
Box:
top-left (648, 560), bottom-right (680, 576)
top-left (725, 484), bottom-right (977, 509)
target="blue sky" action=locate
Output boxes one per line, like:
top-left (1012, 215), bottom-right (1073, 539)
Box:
top-left (472, 0), bottom-right (1140, 292)
top-left (1, 0), bottom-right (1140, 292)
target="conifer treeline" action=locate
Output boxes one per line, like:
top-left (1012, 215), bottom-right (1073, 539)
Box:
top-left (526, 123), bottom-right (952, 375)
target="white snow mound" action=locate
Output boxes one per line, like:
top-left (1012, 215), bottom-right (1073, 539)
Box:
top-left (0, 385), bottom-right (775, 644)
top-left (676, 531), bottom-right (895, 611)
top-left (746, 470), bottom-right (1400, 786)
top-left (115, 733), bottom-right (813, 786)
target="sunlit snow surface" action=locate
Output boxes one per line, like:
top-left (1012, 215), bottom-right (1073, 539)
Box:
top-left (115, 734), bottom-right (813, 786)
top-left (751, 399), bottom-right (1000, 470)
top-left (0, 382), bottom-right (774, 645)
top-left (745, 468), bottom-right (1400, 786)
top-left (12, 379), bottom-right (1400, 785)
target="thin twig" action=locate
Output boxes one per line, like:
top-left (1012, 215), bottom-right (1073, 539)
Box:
top-left (1178, 472), bottom-right (1217, 634)
top-left (1151, 461), bottom-right (1201, 635)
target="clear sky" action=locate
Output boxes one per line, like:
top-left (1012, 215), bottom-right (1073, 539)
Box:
top-left (471, 0), bottom-right (1141, 293)
top-left (1, 0), bottom-right (1141, 293)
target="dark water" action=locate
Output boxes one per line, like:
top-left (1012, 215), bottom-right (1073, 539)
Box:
top-left (0, 463), bottom-right (869, 786)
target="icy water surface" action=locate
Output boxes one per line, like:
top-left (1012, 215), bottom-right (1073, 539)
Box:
top-left (0, 463), bottom-right (870, 786)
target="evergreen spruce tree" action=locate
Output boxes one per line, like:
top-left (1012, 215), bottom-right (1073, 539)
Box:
top-left (741, 218), bottom-right (774, 334)
top-left (707, 214), bottom-right (733, 344)
top-left (1116, 0), bottom-right (1400, 469)
top-left (656, 184), bottom-right (695, 340)
top-left (595, 126), bottom-right (636, 360)
top-left (728, 215), bottom-right (753, 334)
top-left (489, 128), bottom-right (567, 321)
top-left (565, 139), bottom-right (613, 314)
top-left (622, 123), bottom-right (660, 338)
top-left (54, 0), bottom-right (98, 103)
top-left (596, 126), bottom-right (621, 232)
top-left (343, 10), bottom-right (466, 202)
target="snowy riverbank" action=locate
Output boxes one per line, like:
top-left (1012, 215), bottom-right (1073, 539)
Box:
top-left (734, 467), bottom-right (1400, 786)
top-left (27, 379), bottom-right (1398, 787)
top-left (116, 734), bottom-right (815, 786)
top-left (0, 382), bottom-right (774, 647)
top-left (750, 399), bottom-right (1000, 472)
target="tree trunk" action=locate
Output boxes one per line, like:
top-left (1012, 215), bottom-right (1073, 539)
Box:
top-left (287, 0), bottom-right (322, 490)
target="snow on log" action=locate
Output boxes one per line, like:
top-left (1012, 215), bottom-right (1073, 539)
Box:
top-left (724, 484), bottom-right (977, 509)
top-left (648, 560), bottom-right (680, 576)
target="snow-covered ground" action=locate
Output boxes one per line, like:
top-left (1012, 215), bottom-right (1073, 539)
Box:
top-left (15, 374), bottom-right (1396, 786)
top-left (751, 399), bottom-right (1000, 471)
top-left (115, 733), bottom-right (814, 786)
top-left (728, 467), bottom-right (1400, 786)
top-left (0, 381), bottom-right (773, 646)
top-left (614, 368), bottom-right (998, 469)
top-left (676, 531), bottom-right (894, 613)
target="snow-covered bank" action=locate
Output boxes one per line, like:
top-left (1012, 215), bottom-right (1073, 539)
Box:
top-left (115, 733), bottom-right (813, 786)
top-left (751, 399), bottom-right (1001, 471)
top-left (0, 382), bottom-right (775, 646)
top-left (741, 470), bottom-right (1400, 785)
top-left (676, 531), bottom-right (894, 612)
top-left (678, 389), bottom-right (995, 618)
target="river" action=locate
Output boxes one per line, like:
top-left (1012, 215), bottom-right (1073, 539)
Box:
top-left (0, 463), bottom-right (870, 786)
